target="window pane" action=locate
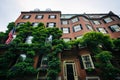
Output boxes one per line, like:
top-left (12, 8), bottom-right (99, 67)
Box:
top-left (104, 17), bottom-right (113, 23)
top-left (110, 25), bottom-right (120, 32)
top-left (93, 21), bottom-right (100, 25)
top-left (26, 36), bottom-right (33, 44)
top-left (76, 35), bottom-right (83, 39)
top-left (62, 21), bottom-right (68, 25)
top-left (63, 38), bottom-right (70, 42)
top-left (63, 28), bottom-right (69, 33)
top-left (98, 28), bottom-right (107, 33)
top-left (49, 15), bottom-right (56, 19)
top-left (71, 17), bottom-right (79, 23)
top-left (86, 25), bottom-right (93, 30)
top-left (22, 15), bottom-right (30, 19)
top-left (73, 25), bottom-right (82, 32)
top-left (48, 23), bottom-right (55, 28)
top-left (33, 22), bottom-right (39, 27)
top-left (36, 15), bottom-right (43, 19)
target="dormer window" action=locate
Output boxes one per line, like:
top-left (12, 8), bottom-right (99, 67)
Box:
top-left (104, 17), bottom-right (113, 23)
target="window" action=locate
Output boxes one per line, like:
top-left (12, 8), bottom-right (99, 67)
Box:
top-left (63, 38), bottom-right (71, 42)
top-left (73, 24), bottom-right (82, 32)
top-left (35, 15), bottom-right (43, 19)
top-left (75, 35), bottom-right (83, 39)
top-left (86, 76), bottom-right (100, 80)
top-left (41, 56), bottom-right (48, 68)
top-left (62, 28), bottom-right (70, 33)
top-left (12, 34), bottom-right (16, 40)
top-left (20, 54), bottom-right (26, 61)
top-left (22, 15), bottom-right (31, 19)
top-left (109, 25), bottom-right (120, 32)
top-left (93, 20), bottom-right (100, 25)
top-left (86, 24), bottom-right (93, 30)
top-left (17, 22), bottom-right (25, 26)
top-left (81, 54), bottom-right (94, 69)
top-left (71, 17), bottom-right (79, 23)
top-left (97, 27), bottom-right (107, 33)
top-left (25, 36), bottom-right (33, 44)
top-left (49, 15), bottom-right (56, 19)
top-left (32, 22), bottom-right (39, 27)
top-left (62, 21), bottom-right (68, 25)
top-left (47, 22), bottom-right (56, 28)
top-left (104, 17), bottom-right (113, 23)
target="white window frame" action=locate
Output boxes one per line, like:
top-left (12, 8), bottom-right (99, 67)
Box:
top-left (47, 22), bottom-right (55, 28)
top-left (73, 25), bottom-right (82, 32)
top-left (62, 28), bottom-right (69, 33)
top-left (17, 22), bottom-right (25, 26)
top-left (63, 61), bottom-right (78, 80)
top-left (41, 56), bottom-right (48, 68)
top-left (81, 54), bottom-right (95, 69)
top-left (25, 36), bottom-right (33, 44)
top-left (49, 15), bottom-right (56, 19)
top-left (62, 21), bottom-right (68, 25)
top-left (97, 27), bottom-right (107, 34)
top-left (93, 21), bottom-right (100, 25)
top-left (32, 22), bottom-right (39, 27)
top-left (20, 54), bottom-right (26, 61)
top-left (71, 17), bottom-right (79, 23)
top-left (104, 17), bottom-right (113, 23)
top-left (22, 15), bottom-right (30, 19)
top-left (86, 24), bottom-right (93, 30)
top-left (110, 25), bottom-right (120, 32)
top-left (63, 38), bottom-right (71, 42)
top-left (36, 15), bottom-right (43, 19)
top-left (86, 76), bottom-right (100, 80)
top-left (76, 35), bottom-right (83, 39)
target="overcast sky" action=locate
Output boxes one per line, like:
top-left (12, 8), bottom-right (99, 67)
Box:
top-left (0, 0), bottom-right (120, 32)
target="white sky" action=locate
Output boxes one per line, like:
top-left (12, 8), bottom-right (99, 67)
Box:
top-left (0, 0), bottom-right (120, 32)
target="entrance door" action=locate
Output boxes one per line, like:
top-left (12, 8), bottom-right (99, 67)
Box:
top-left (63, 61), bottom-right (78, 80)
top-left (66, 64), bottom-right (74, 80)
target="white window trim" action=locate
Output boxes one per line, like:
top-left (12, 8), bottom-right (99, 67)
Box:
top-left (62, 28), bottom-right (69, 33)
top-left (81, 54), bottom-right (95, 69)
top-left (71, 17), bottom-right (79, 23)
top-left (63, 38), bottom-right (71, 42)
top-left (36, 15), bottom-right (43, 19)
top-left (86, 76), bottom-right (100, 80)
top-left (110, 25), bottom-right (120, 32)
top-left (23, 15), bottom-right (30, 19)
top-left (63, 61), bottom-right (78, 80)
top-left (49, 15), bottom-right (56, 19)
top-left (25, 36), bottom-right (33, 44)
top-left (76, 35), bottom-right (83, 39)
top-left (47, 22), bottom-right (55, 28)
top-left (32, 22), bottom-right (39, 27)
top-left (73, 25), bottom-right (82, 32)
top-left (93, 21), bottom-right (100, 25)
top-left (104, 17), bottom-right (113, 23)
top-left (62, 21), bottom-right (68, 25)
top-left (40, 56), bottom-right (48, 68)
top-left (97, 27), bottom-right (107, 34)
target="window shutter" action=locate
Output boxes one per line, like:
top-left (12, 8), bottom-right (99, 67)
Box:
top-left (46, 23), bottom-right (49, 27)
top-left (97, 28), bottom-right (100, 32)
top-left (103, 19), bottom-right (106, 23)
top-left (104, 28), bottom-right (108, 33)
top-left (55, 15), bottom-right (56, 19)
top-left (79, 56), bottom-right (84, 69)
top-left (80, 24), bottom-right (83, 30)
top-left (68, 27), bottom-right (70, 33)
top-left (54, 23), bottom-right (56, 27)
top-left (109, 26), bottom-right (114, 32)
top-left (72, 27), bottom-right (75, 32)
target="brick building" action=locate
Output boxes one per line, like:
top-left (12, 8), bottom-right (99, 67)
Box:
top-left (14, 9), bottom-right (120, 80)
